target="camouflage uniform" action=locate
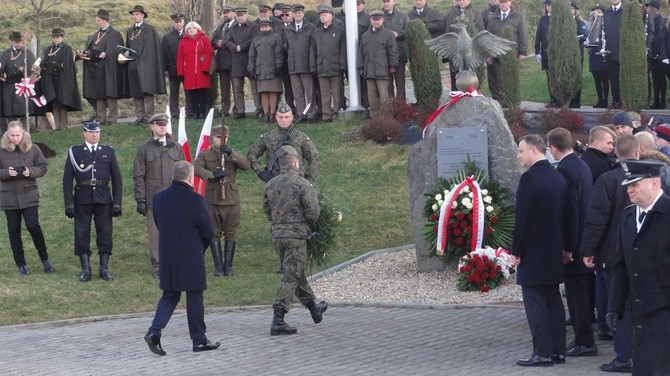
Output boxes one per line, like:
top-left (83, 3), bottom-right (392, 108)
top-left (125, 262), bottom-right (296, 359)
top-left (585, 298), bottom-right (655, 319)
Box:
top-left (263, 164), bottom-right (320, 312)
top-left (247, 126), bottom-right (318, 182)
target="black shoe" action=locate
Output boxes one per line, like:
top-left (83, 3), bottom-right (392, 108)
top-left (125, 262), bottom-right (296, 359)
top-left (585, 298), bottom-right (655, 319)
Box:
top-left (234, 113), bottom-right (246, 119)
top-left (18, 266), bottom-right (30, 276)
top-left (516, 354), bottom-right (553, 367)
top-left (42, 260), bottom-right (54, 273)
top-left (144, 333), bottom-right (166, 356)
top-left (566, 344), bottom-right (598, 356)
top-left (598, 329), bottom-right (614, 340)
top-left (193, 339), bottom-right (221, 352)
top-left (306, 300), bottom-right (328, 324)
top-left (552, 354), bottom-right (566, 364)
top-left (601, 359), bottom-right (633, 373)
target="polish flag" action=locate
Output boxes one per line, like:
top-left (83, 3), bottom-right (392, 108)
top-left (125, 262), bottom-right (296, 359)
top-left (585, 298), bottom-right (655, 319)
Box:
top-left (193, 108), bottom-right (214, 195)
top-left (177, 107), bottom-right (192, 162)
top-left (165, 104), bottom-right (173, 135)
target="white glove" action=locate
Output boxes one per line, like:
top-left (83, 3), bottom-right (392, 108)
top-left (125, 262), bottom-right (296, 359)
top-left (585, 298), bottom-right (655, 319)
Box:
top-left (536, 54), bottom-right (542, 63)
top-left (663, 59), bottom-right (669, 64)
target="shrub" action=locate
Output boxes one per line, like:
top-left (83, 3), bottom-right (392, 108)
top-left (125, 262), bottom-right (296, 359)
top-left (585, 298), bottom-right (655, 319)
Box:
top-left (547, 0), bottom-right (582, 107)
top-left (407, 19), bottom-right (442, 113)
top-left (537, 108), bottom-right (584, 134)
top-left (384, 98), bottom-right (418, 123)
top-left (500, 26), bottom-right (520, 107)
top-left (620, 0), bottom-right (647, 111)
top-left (504, 106), bottom-right (527, 141)
top-left (360, 114), bottom-right (404, 143)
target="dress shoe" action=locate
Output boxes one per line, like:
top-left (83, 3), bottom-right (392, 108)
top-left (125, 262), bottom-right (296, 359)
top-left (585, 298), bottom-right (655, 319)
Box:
top-left (552, 354), bottom-right (566, 364)
top-left (566, 344), bottom-right (598, 356)
top-left (233, 113), bottom-right (246, 119)
top-left (516, 354), bottom-right (553, 367)
top-left (600, 359), bottom-right (633, 373)
top-left (193, 339), bottom-right (221, 352)
top-left (18, 266), bottom-right (30, 276)
top-left (598, 329), bottom-right (614, 340)
top-left (144, 333), bottom-right (166, 356)
top-left (42, 260), bottom-right (54, 273)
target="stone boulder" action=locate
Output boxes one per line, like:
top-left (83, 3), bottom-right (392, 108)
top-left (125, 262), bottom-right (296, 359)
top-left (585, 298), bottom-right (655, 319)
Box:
top-left (408, 96), bottom-right (523, 272)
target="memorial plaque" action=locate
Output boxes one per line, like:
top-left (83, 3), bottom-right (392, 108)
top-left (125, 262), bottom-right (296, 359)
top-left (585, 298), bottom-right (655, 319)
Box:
top-left (436, 127), bottom-right (488, 179)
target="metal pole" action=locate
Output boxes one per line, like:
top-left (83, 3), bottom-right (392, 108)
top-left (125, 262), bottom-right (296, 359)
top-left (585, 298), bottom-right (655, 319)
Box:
top-left (344, 0), bottom-right (362, 110)
top-left (23, 36), bottom-right (29, 133)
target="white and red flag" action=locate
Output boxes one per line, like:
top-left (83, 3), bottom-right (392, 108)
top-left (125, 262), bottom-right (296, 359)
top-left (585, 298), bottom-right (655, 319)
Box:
top-left (177, 107), bottom-right (192, 162)
top-left (193, 108), bottom-right (215, 195)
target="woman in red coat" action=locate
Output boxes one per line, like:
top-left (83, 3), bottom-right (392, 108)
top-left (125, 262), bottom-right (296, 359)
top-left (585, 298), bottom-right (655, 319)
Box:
top-left (177, 22), bottom-right (213, 119)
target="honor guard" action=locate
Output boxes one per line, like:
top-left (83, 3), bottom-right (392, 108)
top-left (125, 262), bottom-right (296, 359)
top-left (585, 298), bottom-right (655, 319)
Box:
top-left (63, 121), bottom-right (122, 282)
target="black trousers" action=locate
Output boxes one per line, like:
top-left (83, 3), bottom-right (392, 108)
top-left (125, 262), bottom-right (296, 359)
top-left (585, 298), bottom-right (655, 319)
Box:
top-left (4, 206), bottom-right (49, 267)
top-left (168, 79), bottom-right (182, 117)
top-left (148, 290), bottom-right (207, 345)
top-left (387, 60), bottom-right (407, 101)
top-left (74, 203), bottom-right (113, 256)
top-left (564, 273), bottom-right (595, 347)
top-left (650, 59), bottom-right (667, 108)
top-left (186, 88), bottom-right (209, 118)
top-left (521, 284), bottom-right (566, 357)
top-left (606, 60), bottom-right (621, 104)
top-left (591, 70), bottom-right (609, 104)
top-left (487, 59), bottom-right (503, 101)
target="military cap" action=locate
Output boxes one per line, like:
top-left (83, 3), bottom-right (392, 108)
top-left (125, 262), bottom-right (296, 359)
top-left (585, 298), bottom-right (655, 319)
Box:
top-left (655, 124), bottom-right (670, 144)
top-left (277, 100), bottom-right (292, 113)
top-left (280, 145), bottom-right (299, 158)
top-left (220, 5), bottom-right (234, 13)
top-left (235, 6), bottom-right (249, 13)
top-left (211, 124), bottom-right (229, 136)
top-left (569, 0), bottom-right (578, 9)
top-left (9, 31), bottom-right (22, 41)
top-left (646, 0), bottom-right (661, 9)
top-left (273, 2), bottom-right (284, 10)
top-left (369, 10), bottom-right (384, 18)
top-left (129, 4), bottom-right (148, 17)
top-left (291, 4), bottom-right (305, 12)
top-left (612, 111), bottom-right (633, 128)
top-left (318, 5), bottom-right (333, 13)
top-left (280, 4), bottom-right (293, 12)
top-left (258, 19), bottom-right (273, 26)
top-left (96, 9), bottom-right (110, 20)
top-left (621, 160), bottom-right (664, 186)
top-left (543, 0), bottom-right (552, 5)
top-left (170, 13), bottom-right (185, 21)
top-left (258, 3), bottom-right (273, 11)
top-left (83, 121), bottom-right (101, 132)
top-left (591, 4), bottom-right (605, 11)
top-left (148, 113), bottom-right (170, 124)
top-left (51, 28), bottom-right (65, 37)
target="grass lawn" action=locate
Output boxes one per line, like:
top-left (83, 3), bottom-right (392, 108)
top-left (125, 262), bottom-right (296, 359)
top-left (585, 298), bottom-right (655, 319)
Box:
top-left (0, 118), bottom-right (411, 326)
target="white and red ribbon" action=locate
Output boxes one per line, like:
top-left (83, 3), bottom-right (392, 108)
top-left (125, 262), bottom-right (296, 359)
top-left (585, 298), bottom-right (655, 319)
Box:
top-left (423, 87), bottom-right (482, 138)
top-left (435, 175), bottom-right (485, 256)
top-left (14, 77), bottom-right (36, 98)
top-left (31, 95), bottom-right (47, 107)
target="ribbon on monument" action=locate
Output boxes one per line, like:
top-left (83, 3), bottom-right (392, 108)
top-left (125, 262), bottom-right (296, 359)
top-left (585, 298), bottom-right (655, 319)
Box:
top-left (423, 87), bottom-right (482, 137)
top-left (435, 175), bottom-right (485, 256)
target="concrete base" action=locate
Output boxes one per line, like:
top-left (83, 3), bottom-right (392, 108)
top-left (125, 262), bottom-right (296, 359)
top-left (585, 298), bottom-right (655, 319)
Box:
top-left (339, 109), bottom-right (370, 121)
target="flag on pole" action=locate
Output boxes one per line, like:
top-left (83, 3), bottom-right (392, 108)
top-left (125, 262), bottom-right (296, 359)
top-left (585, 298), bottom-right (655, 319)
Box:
top-left (177, 107), bottom-right (192, 162)
top-left (165, 104), bottom-right (173, 135)
top-left (193, 108), bottom-right (215, 195)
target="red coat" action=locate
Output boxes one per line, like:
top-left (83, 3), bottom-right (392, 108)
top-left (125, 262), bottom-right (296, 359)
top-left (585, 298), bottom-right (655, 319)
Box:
top-left (177, 31), bottom-right (213, 90)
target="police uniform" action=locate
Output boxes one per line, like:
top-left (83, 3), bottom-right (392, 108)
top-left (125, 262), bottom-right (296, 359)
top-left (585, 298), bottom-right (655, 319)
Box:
top-left (63, 121), bottom-right (122, 281)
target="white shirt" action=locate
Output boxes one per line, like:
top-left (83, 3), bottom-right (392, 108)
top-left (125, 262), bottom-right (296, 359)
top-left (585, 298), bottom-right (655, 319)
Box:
top-left (636, 190), bottom-right (663, 232)
top-left (86, 143), bottom-right (98, 152)
top-left (501, 11), bottom-right (508, 19)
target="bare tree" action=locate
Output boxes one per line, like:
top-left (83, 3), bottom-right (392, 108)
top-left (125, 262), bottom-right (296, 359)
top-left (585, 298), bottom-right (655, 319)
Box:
top-left (166, 0), bottom-right (204, 24)
top-left (12, 0), bottom-right (63, 49)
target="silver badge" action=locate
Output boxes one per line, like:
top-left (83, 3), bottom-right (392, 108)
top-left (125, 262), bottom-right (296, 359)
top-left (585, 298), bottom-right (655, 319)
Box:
top-left (621, 162), bottom-right (629, 175)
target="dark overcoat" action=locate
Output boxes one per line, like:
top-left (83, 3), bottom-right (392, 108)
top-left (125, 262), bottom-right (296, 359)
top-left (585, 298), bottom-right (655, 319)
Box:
top-left (580, 147), bottom-right (615, 184)
top-left (408, 6), bottom-right (444, 38)
top-left (0, 47), bottom-right (42, 117)
top-left (609, 194), bottom-right (670, 375)
top-left (125, 22), bottom-right (166, 97)
top-left (511, 159), bottom-right (567, 286)
top-left (161, 29), bottom-right (183, 79)
top-left (285, 22), bottom-right (316, 74)
top-left (310, 24), bottom-right (346, 77)
top-left (602, 5), bottom-right (623, 61)
top-left (40, 42), bottom-right (82, 111)
top-left (82, 26), bottom-right (126, 100)
top-left (211, 21), bottom-right (233, 72)
top-left (223, 20), bottom-right (259, 78)
top-left (153, 181), bottom-right (214, 292)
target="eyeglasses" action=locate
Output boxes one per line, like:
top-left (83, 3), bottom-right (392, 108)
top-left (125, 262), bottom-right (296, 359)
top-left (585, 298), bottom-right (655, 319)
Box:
top-left (281, 14), bottom-right (291, 17)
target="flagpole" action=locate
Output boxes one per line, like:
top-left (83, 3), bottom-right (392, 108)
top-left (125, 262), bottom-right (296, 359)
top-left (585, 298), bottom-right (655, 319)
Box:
top-left (23, 34), bottom-right (29, 133)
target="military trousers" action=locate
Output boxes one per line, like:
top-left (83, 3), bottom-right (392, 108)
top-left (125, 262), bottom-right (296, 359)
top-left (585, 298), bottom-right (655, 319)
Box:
top-left (95, 97), bottom-right (118, 124)
top-left (218, 70), bottom-right (232, 116)
top-left (134, 95), bottom-right (155, 121)
top-left (387, 60), bottom-right (406, 101)
top-left (366, 78), bottom-right (390, 111)
top-left (318, 76), bottom-right (342, 121)
top-left (290, 73), bottom-right (317, 120)
top-left (231, 77), bottom-right (248, 115)
top-left (145, 207), bottom-right (160, 272)
top-left (168, 79), bottom-right (183, 117)
top-left (208, 204), bottom-right (240, 241)
top-left (272, 237), bottom-right (316, 312)
top-left (74, 203), bottom-right (113, 256)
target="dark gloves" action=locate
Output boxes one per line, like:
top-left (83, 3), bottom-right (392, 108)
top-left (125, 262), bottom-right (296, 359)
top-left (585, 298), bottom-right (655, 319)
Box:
top-left (65, 205), bottom-right (75, 219)
top-left (258, 170), bottom-right (273, 183)
top-left (606, 312), bottom-right (619, 332)
top-left (112, 204), bottom-right (122, 217)
top-left (220, 144), bottom-right (232, 156)
top-left (136, 201), bottom-right (147, 216)
top-left (208, 168), bottom-right (229, 182)
top-left (388, 66), bottom-right (397, 75)
top-left (248, 70), bottom-right (257, 80)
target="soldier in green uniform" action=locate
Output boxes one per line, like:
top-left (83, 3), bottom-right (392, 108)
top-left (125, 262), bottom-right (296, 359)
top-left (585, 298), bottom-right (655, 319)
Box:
top-left (247, 101), bottom-right (318, 183)
top-left (263, 145), bottom-right (328, 336)
top-left (194, 125), bottom-right (250, 276)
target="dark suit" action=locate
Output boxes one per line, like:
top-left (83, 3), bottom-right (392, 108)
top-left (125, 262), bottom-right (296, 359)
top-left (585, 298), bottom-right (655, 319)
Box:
top-left (609, 193), bottom-right (670, 375)
top-left (512, 159), bottom-right (567, 358)
top-left (147, 180), bottom-right (215, 346)
top-left (63, 144), bottom-right (122, 256)
top-left (161, 28), bottom-right (184, 117)
top-left (556, 153), bottom-right (595, 348)
top-left (603, 5), bottom-right (623, 105)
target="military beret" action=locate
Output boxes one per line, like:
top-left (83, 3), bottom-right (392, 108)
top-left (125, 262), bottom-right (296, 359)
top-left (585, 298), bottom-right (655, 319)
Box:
top-left (51, 28), bottom-right (65, 37)
top-left (621, 160), bottom-right (664, 186)
top-left (170, 14), bottom-right (185, 21)
top-left (655, 123), bottom-right (670, 143)
top-left (258, 19), bottom-right (273, 26)
top-left (318, 5), bottom-right (333, 14)
top-left (612, 111), bottom-right (633, 128)
top-left (234, 6), bottom-right (249, 13)
top-left (646, 0), bottom-right (661, 9)
top-left (280, 145), bottom-right (299, 158)
top-left (291, 4), bottom-right (305, 12)
top-left (148, 113), bottom-right (170, 124)
top-left (369, 10), bottom-right (384, 18)
top-left (83, 121), bottom-right (101, 132)
top-left (258, 3), bottom-right (272, 11)
top-left (96, 9), bottom-right (110, 20)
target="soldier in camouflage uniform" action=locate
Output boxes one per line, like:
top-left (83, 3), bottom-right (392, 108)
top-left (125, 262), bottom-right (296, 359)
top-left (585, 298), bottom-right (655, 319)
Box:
top-left (194, 125), bottom-right (250, 277)
top-left (247, 101), bottom-right (318, 183)
top-left (263, 145), bottom-right (328, 336)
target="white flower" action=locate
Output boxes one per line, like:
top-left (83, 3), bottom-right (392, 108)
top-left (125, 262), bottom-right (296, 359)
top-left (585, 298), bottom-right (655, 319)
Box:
top-left (435, 193), bottom-right (442, 201)
top-left (484, 196), bottom-right (492, 204)
top-left (468, 192), bottom-right (473, 198)
top-left (465, 202), bottom-right (473, 210)
top-left (461, 198), bottom-right (471, 206)
top-left (486, 205), bottom-right (494, 213)
top-left (432, 203), bottom-right (438, 212)
top-left (443, 190), bottom-right (449, 196)
top-left (481, 189), bottom-right (489, 195)
top-left (452, 201), bottom-right (458, 209)
top-left (437, 199), bottom-right (444, 206)
top-left (463, 186), bottom-right (470, 193)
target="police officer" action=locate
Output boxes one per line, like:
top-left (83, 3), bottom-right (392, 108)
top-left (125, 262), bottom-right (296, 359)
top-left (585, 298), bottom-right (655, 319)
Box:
top-left (247, 101), bottom-right (318, 183)
top-left (63, 121), bottom-right (122, 282)
top-left (263, 145), bottom-right (327, 336)
top-left (194, 125), bottom-right (250, 276)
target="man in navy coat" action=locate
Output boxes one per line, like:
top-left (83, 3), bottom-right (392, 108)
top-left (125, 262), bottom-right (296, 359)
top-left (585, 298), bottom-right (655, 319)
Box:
top-left (608, 160), bottom-right (670, 375)
top-left (143, 161), bottom-right (220, 356)
top-left (511, 134), bottom-right (568, 367)
top-left (547, 128), bottom-right (596, 357)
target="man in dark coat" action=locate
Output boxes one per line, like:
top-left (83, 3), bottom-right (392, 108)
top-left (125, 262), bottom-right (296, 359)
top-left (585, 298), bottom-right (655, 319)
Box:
top-left (534, 0), bottom-right (559, 107)
top-left (381, 0), bottom-right (409, 101)
top-left (0, 31), bottom-right (41, 121)
top-left (144, 161), bottom-right (220, 356)
top-left (79, 9), bottom-right (126, 125)
top-left (581, 126), bottom-right (616, 184)
top-left (511, 134), bottom-right (568, 367)
top-left (274, 4), bottom-right (297, 114)
top-left (582, 135), bottom-right (638, 373)
top-left (646, 0), bottom-right (668, 109)
top-left (358, 11), bottom-right (398, 111)
top-left (39, 28), bottom-right (81, 130)
top-left (212, 6), bottom-right (236, 117)
top-left (224, 7), bottom-right (259, 119)
top-left (408, 0), bottom-right (443, 38)
top-left (161, 14), bottom-right (185, 119)
top-left (125, 5), bottom-right (166, 124)
top-left (602, 0), bottom-right (623, 109)
top-left (285, 4), bottom-right (317, 122)
top-left (63, 121), bottom-right (122, 282)
top-left (608, 160), bottom-right (670, 375)
top-left (547, 128), bottom-right (596, 357)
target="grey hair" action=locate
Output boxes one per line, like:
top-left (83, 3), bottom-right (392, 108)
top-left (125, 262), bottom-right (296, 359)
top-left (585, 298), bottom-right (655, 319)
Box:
top-left (172, 160), bottom-right (194, 181)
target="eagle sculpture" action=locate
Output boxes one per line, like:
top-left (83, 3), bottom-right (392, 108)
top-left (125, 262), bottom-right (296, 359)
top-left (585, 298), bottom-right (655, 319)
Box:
top-left (425, 24), bottom-right (516, 73)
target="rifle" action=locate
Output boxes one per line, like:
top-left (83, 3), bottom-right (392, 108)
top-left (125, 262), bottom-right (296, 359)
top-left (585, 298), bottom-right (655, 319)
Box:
top-left (259, 126), bottom-right (294, 182)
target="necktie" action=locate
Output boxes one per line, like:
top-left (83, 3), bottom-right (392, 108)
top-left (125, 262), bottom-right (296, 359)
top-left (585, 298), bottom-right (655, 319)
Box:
top-left (638, 210), bottom-right (646, 223)
top-left (91, 145), bottom-right (97, 156)
top-left (297, 24), bottom-right (301, 31)
top-left (418, 9), bottom-right (422, 15)
top-left (502, 12), bottom-right (507, 21)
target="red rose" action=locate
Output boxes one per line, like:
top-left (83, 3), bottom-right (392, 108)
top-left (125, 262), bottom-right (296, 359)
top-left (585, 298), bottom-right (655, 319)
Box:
top-left (454, 228), bottom-right (462, 236)
top-left (485, 226), bottom-right (493, 235)
top-left (456, 213), bottom-right (465, 220)
top-left (481, 272), bottom-right (489, 279)
top-left (468, 213), bottom-right (473, 220)
top-left (466, 275), bottom-right (474, 283)
top-left (464, 265), bottom-right (472, 272)
top-left (465, 226), bottom-right (472, 234)
top-left (490, 216), bottom-right (499, 224)
top-left (430, 213), bottom-right (438, 222)
top-left (451, 221), bottom-right (459, 229)
top-left (459, 267), bottom-right (466, 273)
top-left (454, 237), bottom-right (464, 245)
top-left (482, 255), bottom-right (489, 262)
top-left (480, 285), bottom-right (490, 293)
top-left (460, 221), bottom-right (468, 229)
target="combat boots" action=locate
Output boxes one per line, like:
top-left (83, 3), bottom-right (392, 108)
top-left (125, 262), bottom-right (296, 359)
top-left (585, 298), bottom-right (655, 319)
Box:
top-left (270, 308), bottom-right (297, 336)
top-left (79, 254), bottom-right (91, 282)
top-left (210, 240), bottom-right (224, 277)
top-left (223, 240), bottom-right (236, 276)
top-left (99, 253), bottom-right (113, 281)
top-left (306, 300), bottom-right (328, 324)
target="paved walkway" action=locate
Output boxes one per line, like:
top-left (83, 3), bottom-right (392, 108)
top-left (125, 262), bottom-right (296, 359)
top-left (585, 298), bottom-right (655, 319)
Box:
top-left (0, 302), bottom-right (619, 375)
